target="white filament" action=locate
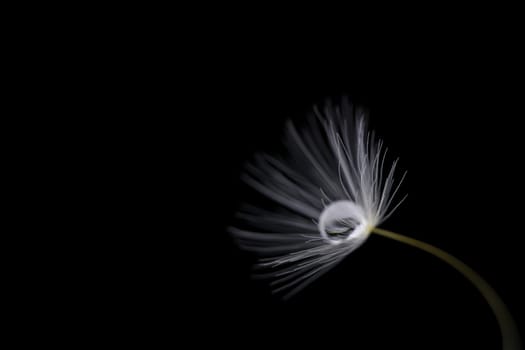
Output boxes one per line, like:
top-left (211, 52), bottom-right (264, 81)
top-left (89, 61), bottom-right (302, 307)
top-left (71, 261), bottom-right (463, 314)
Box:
top-left (230, 99), bottom-right (406, 298)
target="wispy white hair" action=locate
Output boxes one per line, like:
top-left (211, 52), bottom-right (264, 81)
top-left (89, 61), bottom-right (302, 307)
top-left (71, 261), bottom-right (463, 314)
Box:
top-left (230, 99), bottom-right (407, 299)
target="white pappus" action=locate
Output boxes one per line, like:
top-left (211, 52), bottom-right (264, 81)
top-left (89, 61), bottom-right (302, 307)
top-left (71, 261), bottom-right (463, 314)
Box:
top-left (229, 99), bottom-right (407, 299)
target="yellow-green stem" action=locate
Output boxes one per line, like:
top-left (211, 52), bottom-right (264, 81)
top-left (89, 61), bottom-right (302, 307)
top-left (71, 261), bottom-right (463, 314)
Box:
top-left (372, 227), bottom-right (522, 350)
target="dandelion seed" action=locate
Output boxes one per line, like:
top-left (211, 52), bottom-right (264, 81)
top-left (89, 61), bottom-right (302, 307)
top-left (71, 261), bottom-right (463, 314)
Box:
top-left (230, 98), bottom-right (521, 350)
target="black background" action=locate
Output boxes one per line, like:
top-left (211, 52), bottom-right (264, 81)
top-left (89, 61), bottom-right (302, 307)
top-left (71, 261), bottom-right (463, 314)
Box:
top-left (88, 40), bottom-right (524, 349)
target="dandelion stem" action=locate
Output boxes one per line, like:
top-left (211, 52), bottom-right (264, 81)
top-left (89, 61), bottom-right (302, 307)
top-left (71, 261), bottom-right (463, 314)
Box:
top-left (372, 227), bottom-right (522, 350)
